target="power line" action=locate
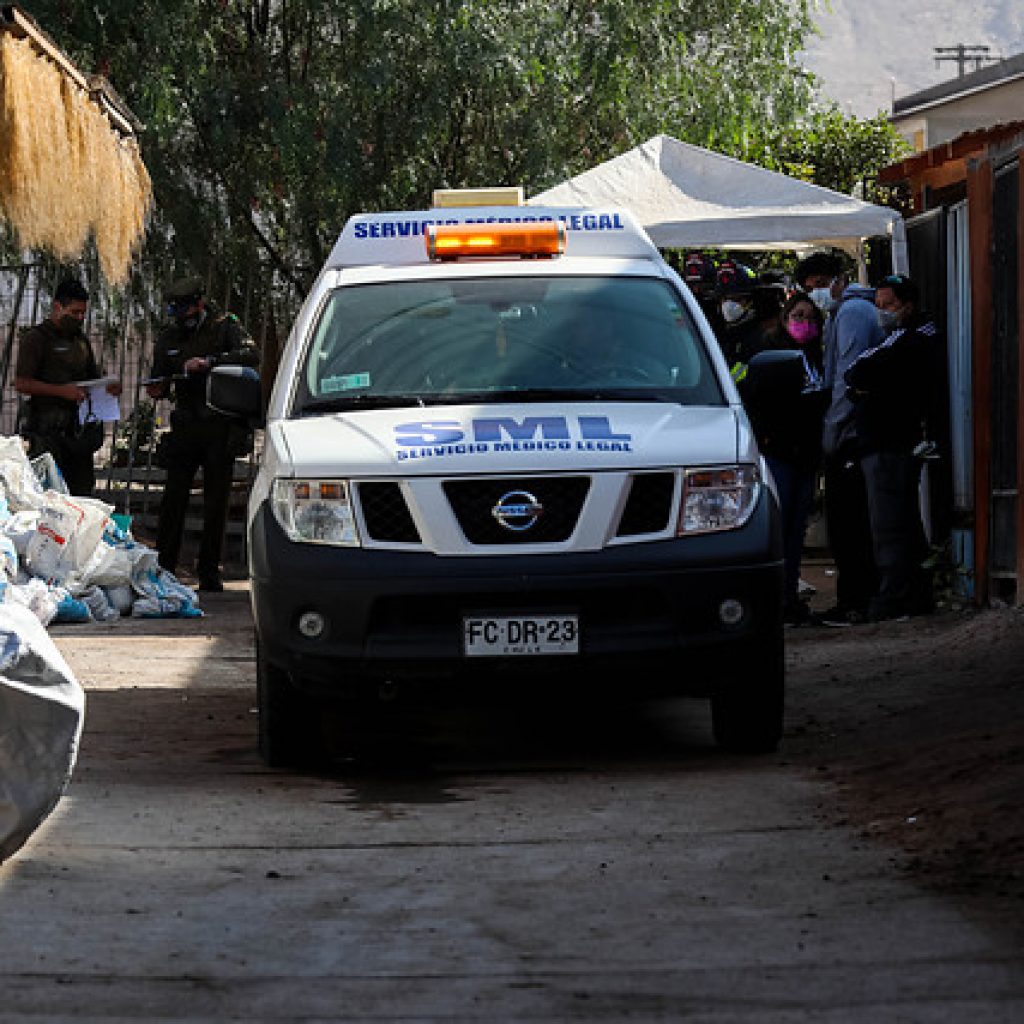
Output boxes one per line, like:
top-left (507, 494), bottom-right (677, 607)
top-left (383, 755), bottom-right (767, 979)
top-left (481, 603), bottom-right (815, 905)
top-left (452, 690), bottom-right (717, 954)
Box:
top-left (934, 44), bottom-right (999, 77)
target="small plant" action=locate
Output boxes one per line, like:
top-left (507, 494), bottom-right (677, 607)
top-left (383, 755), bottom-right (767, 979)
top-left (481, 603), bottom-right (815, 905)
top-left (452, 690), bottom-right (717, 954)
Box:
top-left (110, 399), bottom-right (156, 467)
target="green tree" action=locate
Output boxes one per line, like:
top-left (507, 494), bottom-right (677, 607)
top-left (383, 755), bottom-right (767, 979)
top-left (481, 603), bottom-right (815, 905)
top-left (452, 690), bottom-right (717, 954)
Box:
top-left (32, 0), bottom-right (818, 307)
top-left (758, 106), bottom-right (911, 200)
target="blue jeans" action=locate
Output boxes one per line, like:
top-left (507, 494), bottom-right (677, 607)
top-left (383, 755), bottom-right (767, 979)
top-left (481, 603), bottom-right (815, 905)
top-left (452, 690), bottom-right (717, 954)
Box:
top-left (766, 456), bottom-right (816, 608)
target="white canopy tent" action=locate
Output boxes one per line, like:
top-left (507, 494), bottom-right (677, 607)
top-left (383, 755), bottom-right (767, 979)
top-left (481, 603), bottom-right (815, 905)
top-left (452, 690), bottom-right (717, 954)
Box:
top-left (530, 134), bottom-right (907, 271)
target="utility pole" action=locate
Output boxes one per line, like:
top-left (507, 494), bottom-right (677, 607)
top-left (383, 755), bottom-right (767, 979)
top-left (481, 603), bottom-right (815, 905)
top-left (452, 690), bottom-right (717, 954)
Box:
top-left (934, 44), bottom-right (999, 77)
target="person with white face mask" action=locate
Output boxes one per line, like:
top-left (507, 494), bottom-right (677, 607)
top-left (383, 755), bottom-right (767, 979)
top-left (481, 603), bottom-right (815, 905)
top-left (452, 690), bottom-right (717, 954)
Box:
top-left (794, 251), bottom-right (844, 310)
top-left (713, 259), bottom-right (780, 381)
top-left (808, 285), bottom-right (841, 315)
top-left (720, 296), bottom-right (751, 324)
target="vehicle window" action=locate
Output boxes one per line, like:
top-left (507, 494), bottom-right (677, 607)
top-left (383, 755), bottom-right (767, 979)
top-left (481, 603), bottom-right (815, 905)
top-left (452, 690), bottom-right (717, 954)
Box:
top-left (294, 275), bottom-right (723, 412)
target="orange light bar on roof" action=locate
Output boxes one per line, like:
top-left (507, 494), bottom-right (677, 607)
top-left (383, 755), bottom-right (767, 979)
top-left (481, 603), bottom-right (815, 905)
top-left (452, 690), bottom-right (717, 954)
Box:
top-left (425, 221), bottom-right (565, 260)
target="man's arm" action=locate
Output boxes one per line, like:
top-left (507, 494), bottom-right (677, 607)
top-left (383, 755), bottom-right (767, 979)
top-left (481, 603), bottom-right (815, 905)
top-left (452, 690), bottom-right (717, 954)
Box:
top-left (212, 316), bottom-right (260, 370)
top-left (13, 376), bottom-right (85, 402)
top-left (145, 333), bottom-right (172, 399)
top-left (836, 301), bottom-right (884, 376)
top-left (13, 329), bottom-right (85, 403)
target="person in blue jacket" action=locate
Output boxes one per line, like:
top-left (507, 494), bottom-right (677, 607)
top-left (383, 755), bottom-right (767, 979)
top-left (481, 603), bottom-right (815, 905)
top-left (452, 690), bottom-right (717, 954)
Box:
top-left (818, 274), bottom-right (885, 625)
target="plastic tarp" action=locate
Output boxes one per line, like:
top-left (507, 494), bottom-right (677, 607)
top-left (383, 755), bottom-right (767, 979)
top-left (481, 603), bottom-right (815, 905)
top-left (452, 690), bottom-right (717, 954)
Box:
top-left (0, 602), bottom-right (84, 862)
top-left (529, 134), bottom-right (902, 257)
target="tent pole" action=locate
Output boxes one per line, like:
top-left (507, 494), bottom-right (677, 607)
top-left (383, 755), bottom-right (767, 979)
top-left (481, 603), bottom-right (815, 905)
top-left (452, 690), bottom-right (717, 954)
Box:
top-left (890, 218), bottom-right (909, 274)
top-left (857, 241), bottom-right (869, 285)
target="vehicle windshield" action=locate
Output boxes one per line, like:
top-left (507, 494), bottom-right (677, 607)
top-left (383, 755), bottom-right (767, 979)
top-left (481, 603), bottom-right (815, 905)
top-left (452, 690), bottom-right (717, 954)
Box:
top-left (292, 275), bottom-right (723, 414)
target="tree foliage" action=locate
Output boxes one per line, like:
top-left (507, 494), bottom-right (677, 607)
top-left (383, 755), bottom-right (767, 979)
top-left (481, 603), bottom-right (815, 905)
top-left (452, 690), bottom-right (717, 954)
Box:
top-left (33, 0), bottom-right (820, 303)
top-left (28, 2), bottom-right (910, 319)
top-left (757, 106), bottom-right (912, 202)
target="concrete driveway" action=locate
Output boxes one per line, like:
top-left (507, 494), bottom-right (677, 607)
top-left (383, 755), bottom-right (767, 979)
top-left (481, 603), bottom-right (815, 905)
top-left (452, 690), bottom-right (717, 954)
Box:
top-left (0, 583), bottom-right (1021, 1022)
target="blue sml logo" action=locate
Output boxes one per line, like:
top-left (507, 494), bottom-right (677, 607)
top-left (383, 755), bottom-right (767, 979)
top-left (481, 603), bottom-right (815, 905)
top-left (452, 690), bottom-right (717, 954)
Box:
top-left (394, 415), bottom-right (634, 461)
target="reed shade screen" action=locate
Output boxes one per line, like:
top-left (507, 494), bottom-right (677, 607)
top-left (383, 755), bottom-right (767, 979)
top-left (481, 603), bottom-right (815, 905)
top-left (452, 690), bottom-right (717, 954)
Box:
top-left (0, 33), bottom-right (151, 283)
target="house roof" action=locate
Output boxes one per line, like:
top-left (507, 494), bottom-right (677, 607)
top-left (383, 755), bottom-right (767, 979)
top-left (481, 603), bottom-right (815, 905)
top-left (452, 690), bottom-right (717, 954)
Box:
top-left (879, 120), bottom-right (1024, 185)
top-left (893, 51), bottom-right (1024, 119)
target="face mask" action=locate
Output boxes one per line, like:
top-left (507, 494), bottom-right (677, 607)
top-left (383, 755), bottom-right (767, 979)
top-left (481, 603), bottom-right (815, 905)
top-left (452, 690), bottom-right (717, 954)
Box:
top-left (877, 308), bottom-right (900, 331)
top-left (808, 287), bottom-right (838, 313)
top-left (721, 299), bottom-right (749, 324)
top-left (57, 315), bottom-right (81, 337)
top-left (174, 309), bottom-right (205, 331)
top-left (786, 320), bottom-right (819, 345)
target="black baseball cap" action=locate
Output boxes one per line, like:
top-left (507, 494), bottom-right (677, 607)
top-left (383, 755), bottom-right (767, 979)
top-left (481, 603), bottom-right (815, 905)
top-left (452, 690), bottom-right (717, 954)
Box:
top-left (164, 277), bottom-right (204, 304)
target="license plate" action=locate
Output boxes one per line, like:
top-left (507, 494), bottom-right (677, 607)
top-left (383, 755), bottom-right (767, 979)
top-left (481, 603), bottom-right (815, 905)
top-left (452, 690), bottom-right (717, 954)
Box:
top-left (463, 615), bottom-right (580, 657)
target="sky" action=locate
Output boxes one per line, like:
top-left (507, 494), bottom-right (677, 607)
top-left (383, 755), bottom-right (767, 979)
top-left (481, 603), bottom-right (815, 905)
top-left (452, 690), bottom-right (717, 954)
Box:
top-left (799, 0), bottom-right (1024, 117)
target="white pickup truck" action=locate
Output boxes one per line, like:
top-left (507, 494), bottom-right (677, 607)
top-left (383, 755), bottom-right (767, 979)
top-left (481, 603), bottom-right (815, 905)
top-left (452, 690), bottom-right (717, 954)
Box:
top-left (210, 188), bottom-right (786, 766)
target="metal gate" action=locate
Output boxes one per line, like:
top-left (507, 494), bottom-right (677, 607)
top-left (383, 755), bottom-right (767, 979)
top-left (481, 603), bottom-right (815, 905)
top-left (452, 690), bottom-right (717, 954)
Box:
top-left (905, 209), bottom-right (954, 546)
top-left (989, 161), bottom-right (1020, 600)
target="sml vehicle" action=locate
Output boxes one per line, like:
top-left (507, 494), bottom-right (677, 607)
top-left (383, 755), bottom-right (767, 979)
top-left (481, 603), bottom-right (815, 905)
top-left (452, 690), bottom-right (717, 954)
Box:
top-left (210, 187), bottom-right (787, 766)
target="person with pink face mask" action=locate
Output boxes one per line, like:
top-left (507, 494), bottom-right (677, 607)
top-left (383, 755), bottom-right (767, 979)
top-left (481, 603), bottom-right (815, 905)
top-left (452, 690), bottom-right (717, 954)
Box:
top-left (741, 292), bottom-right (830, 625)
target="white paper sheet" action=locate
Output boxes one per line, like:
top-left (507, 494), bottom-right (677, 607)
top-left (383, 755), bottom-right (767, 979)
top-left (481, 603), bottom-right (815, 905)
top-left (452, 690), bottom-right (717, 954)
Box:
top-left (76, 378), bottom-right (120, 423)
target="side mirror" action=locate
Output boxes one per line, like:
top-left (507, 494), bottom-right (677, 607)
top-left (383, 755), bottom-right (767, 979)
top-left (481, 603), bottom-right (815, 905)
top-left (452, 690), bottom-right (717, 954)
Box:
top-left (745, 349), bottom-right (804, 398)
top-left (207, 366), bottom-right (264, 428)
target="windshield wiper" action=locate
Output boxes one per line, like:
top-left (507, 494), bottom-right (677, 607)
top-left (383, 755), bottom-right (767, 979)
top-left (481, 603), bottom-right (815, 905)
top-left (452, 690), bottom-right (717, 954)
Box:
top-left (492, 387), bottom-right (679, 403)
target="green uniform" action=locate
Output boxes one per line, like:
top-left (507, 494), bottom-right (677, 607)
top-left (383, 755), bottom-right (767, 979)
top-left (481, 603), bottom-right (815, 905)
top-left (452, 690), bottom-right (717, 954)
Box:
top-left (15, 319), bottom-right (102, 495)
top-left (151, 308), bottom-right (259, 583)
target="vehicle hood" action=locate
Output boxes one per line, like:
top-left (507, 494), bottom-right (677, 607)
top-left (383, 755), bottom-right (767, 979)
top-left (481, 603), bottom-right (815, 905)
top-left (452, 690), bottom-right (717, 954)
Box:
top-left (269, 403), bottom-right (743, 477)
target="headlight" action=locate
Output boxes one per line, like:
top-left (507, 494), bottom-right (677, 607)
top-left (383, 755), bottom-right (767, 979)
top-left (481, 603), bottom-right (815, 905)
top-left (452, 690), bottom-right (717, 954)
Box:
top-left (271, 479), bottom-right (360, 547)
top-left (678, 465), bottom-right (760, 535)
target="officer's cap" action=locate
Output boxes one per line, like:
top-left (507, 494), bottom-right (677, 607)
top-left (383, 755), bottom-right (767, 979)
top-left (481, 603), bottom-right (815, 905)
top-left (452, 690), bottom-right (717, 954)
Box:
top-left (164, 277), bottom-right (204, 304)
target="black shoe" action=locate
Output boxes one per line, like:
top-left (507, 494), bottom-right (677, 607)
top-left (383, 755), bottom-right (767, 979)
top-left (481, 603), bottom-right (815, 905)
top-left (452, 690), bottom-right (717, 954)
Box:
top-left (197, 574), bottom-right (224, 593)
top-left (819, 604), bottom-right (867, 627)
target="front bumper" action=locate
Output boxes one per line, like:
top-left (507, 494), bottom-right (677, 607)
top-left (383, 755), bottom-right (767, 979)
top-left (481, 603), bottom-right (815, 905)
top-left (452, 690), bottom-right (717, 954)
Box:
top-left (249, 492), bottom-right (783, 700)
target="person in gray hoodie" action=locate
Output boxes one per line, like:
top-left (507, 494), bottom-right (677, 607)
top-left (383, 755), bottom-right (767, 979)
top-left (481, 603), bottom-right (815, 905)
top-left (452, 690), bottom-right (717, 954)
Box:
top-left (818, 277), bottom-right (884, 625)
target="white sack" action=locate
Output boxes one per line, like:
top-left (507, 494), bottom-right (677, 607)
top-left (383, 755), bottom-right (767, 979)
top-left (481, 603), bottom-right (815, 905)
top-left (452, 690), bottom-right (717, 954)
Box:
top-left (68, 522), bottom-right (139, 591)
top-left (131, 554), bottom-right (202, 619)
top-left (102, 584), bottom-right (134, 616)
top-left (3, 510), bottom-right (41, 558)
top-left (0, 533), bottom-right (17, 583)
top-left (0, 437), bottom-right (49, 513)
top-left (9, 578), bottom-right (60, 627)
top-left (29, 453), bottom-right (69, 495)
top-left (24, 494), bottom-right (112, 585)
top-left (0, 602), bottom-right (85, 862)
top-left (78, 585), bottom-right (119, 623)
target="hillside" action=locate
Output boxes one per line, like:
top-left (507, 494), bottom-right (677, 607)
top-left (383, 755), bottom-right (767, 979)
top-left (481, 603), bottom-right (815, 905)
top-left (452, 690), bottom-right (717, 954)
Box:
top-left (800, 0), bottom-right (1024, 117)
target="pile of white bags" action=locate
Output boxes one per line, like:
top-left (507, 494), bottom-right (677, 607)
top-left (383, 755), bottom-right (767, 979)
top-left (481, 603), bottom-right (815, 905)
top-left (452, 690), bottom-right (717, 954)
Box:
top-left (0, 436), bottom-right (203, 626)
top-left (0, 435), bottom-right (208, 863)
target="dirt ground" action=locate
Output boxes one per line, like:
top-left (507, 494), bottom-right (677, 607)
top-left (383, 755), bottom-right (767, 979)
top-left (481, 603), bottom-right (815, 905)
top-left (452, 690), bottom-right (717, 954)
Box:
top-left (171, 539), bottom-right (1024, 920)
top-left (82, 528), bottom-right (1024, 930)
top-left (186, 548), bottom-right (1024, 924)
top-left (786, 560), bottom-right (1024, 922)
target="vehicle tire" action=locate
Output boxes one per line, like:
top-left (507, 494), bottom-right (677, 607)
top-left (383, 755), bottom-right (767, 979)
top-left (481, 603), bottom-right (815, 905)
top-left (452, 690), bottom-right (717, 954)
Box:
top-left (711, 638), bottom-right (785, 754)
top-left (256, 641), bottom-right (319, 768)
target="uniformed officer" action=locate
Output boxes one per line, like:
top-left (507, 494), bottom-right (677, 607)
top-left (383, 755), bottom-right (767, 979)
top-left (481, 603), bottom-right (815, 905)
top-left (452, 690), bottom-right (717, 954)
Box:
top-left (145, 278), bottom-right (259, 592)
top-left (14, 278), bottom-right (121, 496)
